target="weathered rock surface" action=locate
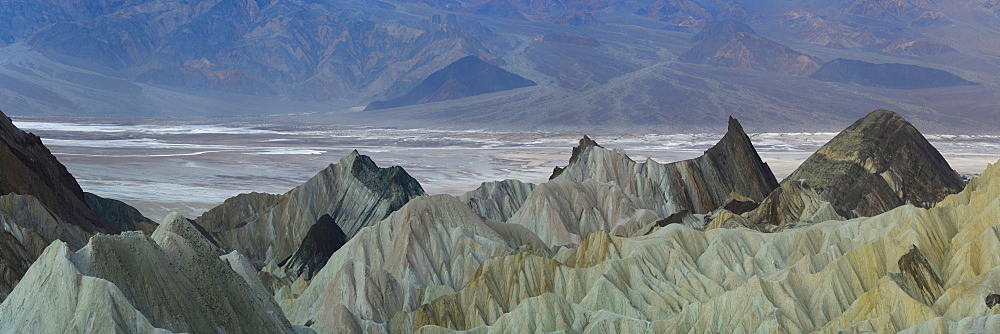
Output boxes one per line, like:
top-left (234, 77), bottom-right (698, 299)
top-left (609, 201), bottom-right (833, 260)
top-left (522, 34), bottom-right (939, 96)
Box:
top-left (196, 151), bottom-right (425, 268)
top-left (0, 213), bottom-right (297, 333)
top-left (0, 229), bottom-right (33, 301)
top-left (391, 159), bottom-right (1000, 333)
top-left (783, 109), bottom-right (963, 218)
top-left (0, 193), bottom-right (90, 253)
top-left (506, 179), bottom-right (659, 248)
top-left (0, 110), bottom-right (112, 235)
top-left (84, 192), bottom-right (157, 235)
top-left (553, 116), bottom-right (779, 218)
top-left (459, 179), bottom-right (535, 222)
top-left (280, 214), bottom-right (349, 281)
top-left (280, 194), bottom-right (548, 332)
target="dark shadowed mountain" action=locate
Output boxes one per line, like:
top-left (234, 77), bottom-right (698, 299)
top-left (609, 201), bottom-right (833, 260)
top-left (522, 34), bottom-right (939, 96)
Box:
top-left (279, 214), bottom-right (348, 281)
top-left (679, 20), bottom-right (821, 76)
top-left (810, 59), bottom-right (977, 89)
top-left (366, 55), bottom-right (535, 110)
top-left (744, 109), bottom-right (966, 228)
top-left (0, 110), bottom-right (111, 235)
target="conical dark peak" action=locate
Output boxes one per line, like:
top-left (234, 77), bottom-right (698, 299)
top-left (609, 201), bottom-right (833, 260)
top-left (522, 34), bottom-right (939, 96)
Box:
top-left (785, 109), bottom-right (963, 217)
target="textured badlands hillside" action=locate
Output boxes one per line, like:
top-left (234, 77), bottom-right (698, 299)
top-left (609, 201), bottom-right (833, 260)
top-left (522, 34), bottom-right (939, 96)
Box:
top-left (737, 109), bottom-right (965, 230)
top-left (552, 117), bottom-right (779, 218)
top-left (0, 213), bottom-right (301, 333)
top-left (389, 159), bottom-right (1000, 333)
top-left (0, 109), bottom-right (156, 300)
top-left (0, 110), bottom-right (996, 333)
top-left (196, 151), bottom-right (425, 268)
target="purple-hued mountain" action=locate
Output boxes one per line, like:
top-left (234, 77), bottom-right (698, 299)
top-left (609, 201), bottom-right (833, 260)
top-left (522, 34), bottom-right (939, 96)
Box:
top-left (366, 56), bottom-right (535, 110)
top-left (0, 0), bottom-right (997, 131)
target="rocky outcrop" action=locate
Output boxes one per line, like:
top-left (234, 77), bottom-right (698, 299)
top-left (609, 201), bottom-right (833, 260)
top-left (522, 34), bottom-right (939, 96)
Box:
top-left (196, 151), bottom-right (425, 268)
top-left (366, 56), bottom-right (536, 110)
top-left (459, 179), bottom-right (535, 222)
top-left (553, 117), bottom-right (779, 218)
top-left (389, 158), bottom-right (1000, 333)
top-left (84, 192), bottom-right (157, 235)
top-left (745, 180), bottom-right (843, 228)
top-left (279, 195), bottom-right (548, 332)
top-left (0, 194), bottom-right (90, 253)
top-left (0, 110), bottom-right (112, 235)
top-left (0, 213), bottom-right (298, 333)
top-left (280, 214), bottom-right (348, 281)
top-left (783, 109), bottom-right (963, 218)
top-left (811, 59), bottom-right (977, 89)
top-left (742, 109), bottom-right (964, 228)
top-left (0, 230), bottom-right (33, 301)
top-left (679, 20), bottom-right (821, 76)
top-left (507, 179), bottom-right (659, 248)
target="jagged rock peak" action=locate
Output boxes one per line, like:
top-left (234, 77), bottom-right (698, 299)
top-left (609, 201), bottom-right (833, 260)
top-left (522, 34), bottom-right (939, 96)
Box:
top-left (785, 109), bottom-right (963, 217)
top-left (551, 116), bottom-right (778, 217)
top-left (195, 150), bottom-right (425, 269)
top-left (0, 109), bottom-right (111, 235)
top-left (280, 214), bottom-right (348, 280)
top-left (551, 135), bottom-right (603, 179)
top-left (341, 150), bottom-right (425, 213)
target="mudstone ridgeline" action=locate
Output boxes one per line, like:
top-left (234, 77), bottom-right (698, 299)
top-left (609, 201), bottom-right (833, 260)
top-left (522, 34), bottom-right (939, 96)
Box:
top-left (0, 108), bottom-right (999, 333)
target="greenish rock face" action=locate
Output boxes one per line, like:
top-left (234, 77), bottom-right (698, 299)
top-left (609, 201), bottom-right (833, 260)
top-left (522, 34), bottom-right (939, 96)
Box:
top-left (784, 109), bottom-right (963, 218)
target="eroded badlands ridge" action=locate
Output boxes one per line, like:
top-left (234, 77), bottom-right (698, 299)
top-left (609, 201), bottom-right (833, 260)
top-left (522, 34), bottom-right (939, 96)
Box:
top-left (0, 109), bottom-right (995, 333)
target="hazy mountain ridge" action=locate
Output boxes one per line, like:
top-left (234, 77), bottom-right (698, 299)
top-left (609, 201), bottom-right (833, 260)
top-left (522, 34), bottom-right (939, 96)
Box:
top-left (0, 0), bottom-right (997, 130)
top-left (5, 0), bottom-right (498, 102)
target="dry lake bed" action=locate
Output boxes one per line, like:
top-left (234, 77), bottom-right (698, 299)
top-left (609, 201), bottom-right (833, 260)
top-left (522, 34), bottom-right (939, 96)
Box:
top-left (13, 119), bottom-right (1000, 221)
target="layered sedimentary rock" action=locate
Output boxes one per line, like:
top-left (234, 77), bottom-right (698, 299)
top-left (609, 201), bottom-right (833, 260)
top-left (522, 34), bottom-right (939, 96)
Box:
top-left (783, 109), bottom-right (963, 219)
top-left (391, 159), bottom-right (1000, 333)
top-left (744, 180), bottom-right (843, 229)
top-left (0, 194), bottom-right (90, 253)
top-left (552, 117), bottom-right (779, 218)
top-left (506, 179), bottom-right (659, 248)
top-left (459, 179), bottom-right (535, 222)
top-left (84, 192), bottom-right (158, 235)
top-left (0, 110), bottom-right (112, 235)
top-left (196, 151), bottom-right (425, 268)
top-left (280, 195), bottom-right (548, 333)
top-left (0, 230), bottom-right (32, 301)
top-left (0, 213), bottom-right (299, 333)
top-left (280, 214), bottom-right (349, 281)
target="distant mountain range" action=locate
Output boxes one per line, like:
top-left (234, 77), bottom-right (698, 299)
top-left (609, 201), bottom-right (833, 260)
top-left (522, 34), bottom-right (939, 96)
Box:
top-left (0, 0), bottom-right (997, 131)
top-left (366, 56), bottom-right (535, 110)
top-left (811, 59), bottom-right (979, 89)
